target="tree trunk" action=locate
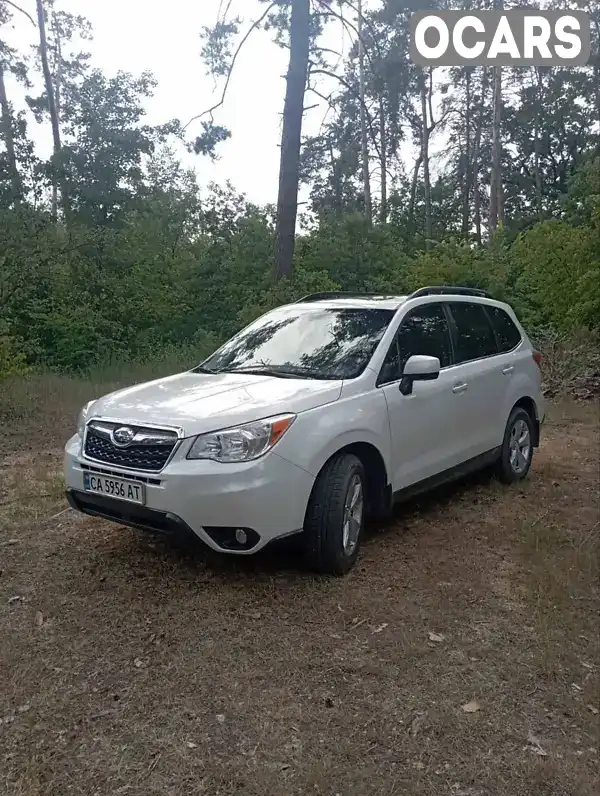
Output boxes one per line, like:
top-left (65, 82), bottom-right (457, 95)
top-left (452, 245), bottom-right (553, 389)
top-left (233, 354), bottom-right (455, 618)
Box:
top-left (489, 63), bottom-right (503, 235)
top-left (472, 67), bottom-right (489, 246)
top-left (274, 0), bottom-right (311, 282)
top-left (328, 139), bottom-right (342, 216)
top-left (36, 0), bottom-right (64, 220)
top-left (461, 68), bottom-right (471, 240)
top-left (420, 70), bottom-right (432, 249)
top-left (0, 63), bottom-right (21, 204)
top-left (51, 11), bottom-right (63, 221)
top-left (408, 154), bottom-right (422, 230)
top-left (358, 0), bottom-right (371, 223)
top-left (533, 68), bottom-right (543, 222)
top-left (379, 93), bottom-right (387, 224)
top-left (594, 60), bottom-right (600, 146)
top-left (489, 0), bottom-right (504, 236)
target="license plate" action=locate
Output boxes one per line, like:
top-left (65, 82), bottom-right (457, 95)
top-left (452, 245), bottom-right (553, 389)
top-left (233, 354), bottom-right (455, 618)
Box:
top-left (83, 471), bottom-right (146, 505)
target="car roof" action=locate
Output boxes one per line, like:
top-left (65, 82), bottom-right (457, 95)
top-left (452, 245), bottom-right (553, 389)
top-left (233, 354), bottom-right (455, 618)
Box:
top-left (283, 295), bottom-right (408, 311)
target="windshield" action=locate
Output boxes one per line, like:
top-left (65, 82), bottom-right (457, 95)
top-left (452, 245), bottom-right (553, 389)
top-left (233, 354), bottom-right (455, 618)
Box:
top-left (197, 306), bottom-right (395, 380)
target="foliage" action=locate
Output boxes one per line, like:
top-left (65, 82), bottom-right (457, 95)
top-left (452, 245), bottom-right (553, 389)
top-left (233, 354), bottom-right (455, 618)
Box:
top-left (0, 1), bottom-right (598, 382)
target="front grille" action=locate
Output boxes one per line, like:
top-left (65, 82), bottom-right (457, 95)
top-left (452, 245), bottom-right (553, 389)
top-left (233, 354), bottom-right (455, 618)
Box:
top-left (84, 422), bottom-right (179, 472)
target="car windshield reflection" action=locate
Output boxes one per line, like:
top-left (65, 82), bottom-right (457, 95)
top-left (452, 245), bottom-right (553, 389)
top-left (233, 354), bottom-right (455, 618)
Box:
top-left (196, 307), bottom-right (395, 380)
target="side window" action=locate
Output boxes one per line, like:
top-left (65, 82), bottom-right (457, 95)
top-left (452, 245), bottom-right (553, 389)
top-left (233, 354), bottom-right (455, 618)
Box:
top-left (486, 305), bottom-right (522, 352)
top-left (448, 302), bottom-right (498, 363)
top-left (378, 303), bottom-right (452, 384)
top-left (397, 303), bottom-right (452, 370)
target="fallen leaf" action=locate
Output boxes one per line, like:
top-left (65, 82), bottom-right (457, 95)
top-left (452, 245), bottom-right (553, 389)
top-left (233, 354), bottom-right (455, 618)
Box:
top-left (587, 705), bottom-right (599, 715)
top-left (428, 632), bottom-right (445, 643)
top-left (249, 611), bottom-right (261, 620)
top-left (8, 596), bottom-right (22, 605)
top-left (461, 700), bottom-right (481, 713)
top-left (18, 704), bottom-right (30, 713)
top-left (133, 658), bottom-right (144, 668)
top-left (216, 714), bottom-right (225, 723)
top-left (35, 611), bottom-right (44, 627)
top-left (186, 741), bottom-right (197, 749)
top-left (372, 623), bottom-right (388, 634)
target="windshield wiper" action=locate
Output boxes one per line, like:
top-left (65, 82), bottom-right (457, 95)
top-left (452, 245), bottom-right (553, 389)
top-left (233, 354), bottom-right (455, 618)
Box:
top-left (193, 365), bottom-right (218, 374)
top-left (218, 366), bottom-right (310, 379)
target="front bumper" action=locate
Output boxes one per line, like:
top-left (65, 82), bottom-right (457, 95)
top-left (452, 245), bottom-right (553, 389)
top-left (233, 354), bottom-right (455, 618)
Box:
top-left (64, 434), bottom-right (315, 554)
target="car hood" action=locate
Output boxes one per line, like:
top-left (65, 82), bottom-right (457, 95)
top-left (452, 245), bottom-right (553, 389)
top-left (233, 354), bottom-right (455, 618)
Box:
top-left (88, 371), bottom-right (343, 436)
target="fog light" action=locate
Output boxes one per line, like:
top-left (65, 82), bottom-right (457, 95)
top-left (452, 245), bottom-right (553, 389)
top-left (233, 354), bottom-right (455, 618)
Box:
top-left (235, 528), bottom-right (248, 545)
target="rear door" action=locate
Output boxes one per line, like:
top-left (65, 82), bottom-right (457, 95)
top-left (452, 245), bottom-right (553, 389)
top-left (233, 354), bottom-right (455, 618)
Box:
top-left (485, 303), bottom-right (542, 421)
top-left (444, 300), bottom-right (506, 459)
top-left (379, 301), bottom-right (466, 490)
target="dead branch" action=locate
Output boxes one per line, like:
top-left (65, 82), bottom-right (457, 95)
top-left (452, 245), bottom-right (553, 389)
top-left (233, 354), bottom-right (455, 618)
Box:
top-left (4, 0), bottom-right (36, 26)
top-left (183, 1), bottom-right (277, 131)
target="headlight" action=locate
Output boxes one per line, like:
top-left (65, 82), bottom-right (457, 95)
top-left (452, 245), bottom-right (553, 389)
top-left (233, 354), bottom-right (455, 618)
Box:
top-left (187, 414), bottom-right (296, 463)
top-left (77, 400), bottom-right (97, 436)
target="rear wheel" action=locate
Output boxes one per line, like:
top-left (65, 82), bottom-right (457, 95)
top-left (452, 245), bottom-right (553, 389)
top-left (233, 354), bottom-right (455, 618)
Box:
top-left (495, 407), bottom-right (534, 484)
top-left (304, 453), bottom-right (366, 575)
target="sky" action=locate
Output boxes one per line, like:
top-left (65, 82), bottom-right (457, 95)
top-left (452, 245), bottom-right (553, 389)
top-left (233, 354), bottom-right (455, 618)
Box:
top-left (3, 0), bottom-right (384, 206)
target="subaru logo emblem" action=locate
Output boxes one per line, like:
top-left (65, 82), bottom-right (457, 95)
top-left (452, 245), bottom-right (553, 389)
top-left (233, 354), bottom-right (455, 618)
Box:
top-left (111, 426), bottom-right (135, 447)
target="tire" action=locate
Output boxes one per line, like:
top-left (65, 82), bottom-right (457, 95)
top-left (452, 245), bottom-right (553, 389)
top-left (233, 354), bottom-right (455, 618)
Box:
top-left (304, 453), bottom-right (366, 576)
top-left (495, 407), bottom-right (535, 484)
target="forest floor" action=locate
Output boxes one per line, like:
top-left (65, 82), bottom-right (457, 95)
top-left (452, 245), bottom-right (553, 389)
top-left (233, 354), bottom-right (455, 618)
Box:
top-left (1, 378), bottom-right (598, 796)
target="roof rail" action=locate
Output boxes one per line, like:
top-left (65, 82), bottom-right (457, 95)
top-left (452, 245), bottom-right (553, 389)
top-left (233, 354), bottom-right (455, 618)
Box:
top-left (295, 291), bottom-right (398, 303)
top-left (408, 285), bottom-right (490, 299)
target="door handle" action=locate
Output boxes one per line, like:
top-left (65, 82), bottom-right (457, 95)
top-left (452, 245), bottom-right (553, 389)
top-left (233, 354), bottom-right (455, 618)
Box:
top-left (502, 365), bottom-right (514, 375)
top-left (452, 382), bottom-right (468, 394)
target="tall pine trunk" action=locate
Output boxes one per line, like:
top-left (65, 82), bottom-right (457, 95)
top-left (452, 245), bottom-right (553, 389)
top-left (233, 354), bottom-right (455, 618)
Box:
top-left (36, 0), bottom-right (64, 220)
top-left (472, 67), bottom-right (489, 246)
top-left (533, 68), bottom-right (544, 222)
top-left (408, 154), bottom-right (423, 230)
top-left (51, 10), bottom-right (64, 221)
top-left (488, 63), bottom-right (503, 235)
top-left (358, 0), bottom-right (371, 223)
top-left (461, 68), bottom-right (471, 240)
top-left (379, 94), bottom-right (387, 224)
top-left (0, 63), bottom-right (21, 204)
top-left (489, 0), bottom-right (504, 236)
top-left (420, 70), bottom-right (432, 249)
top-left (274, 0), bottom-right (310, 282)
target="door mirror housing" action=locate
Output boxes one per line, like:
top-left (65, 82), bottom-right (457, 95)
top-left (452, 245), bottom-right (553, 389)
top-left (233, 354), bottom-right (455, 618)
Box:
top-left (399, 355), bottom-right (441, 395)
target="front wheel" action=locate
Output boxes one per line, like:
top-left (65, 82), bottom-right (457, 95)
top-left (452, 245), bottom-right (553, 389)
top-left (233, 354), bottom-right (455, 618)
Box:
top-left (304, 453), bottom-right (366, 576)
top-left (495, 407), bottom-right (535, 484)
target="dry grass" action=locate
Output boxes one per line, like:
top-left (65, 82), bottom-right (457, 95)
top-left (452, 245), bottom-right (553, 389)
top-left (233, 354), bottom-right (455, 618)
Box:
top-left (0, 379), bottom-right (598, 796)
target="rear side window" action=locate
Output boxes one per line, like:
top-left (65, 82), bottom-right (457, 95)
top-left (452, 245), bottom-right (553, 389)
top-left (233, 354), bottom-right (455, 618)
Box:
top-left (379, 303), bottom-right (452, 383)
top-left (448, 302), bottom-right (498, 363)
top-left (486, 305), bottom-right (522, 352)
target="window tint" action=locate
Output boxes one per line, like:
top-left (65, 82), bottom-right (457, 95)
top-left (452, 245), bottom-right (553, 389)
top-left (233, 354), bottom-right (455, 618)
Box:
top-left (448, 302), bottom-right (498, 363)
top-left (200, 307), bottom-right (394, 380)
top-left (486, 305), bottom-right (522, 352)
top-left (379, 303), bottom-right (452, 383)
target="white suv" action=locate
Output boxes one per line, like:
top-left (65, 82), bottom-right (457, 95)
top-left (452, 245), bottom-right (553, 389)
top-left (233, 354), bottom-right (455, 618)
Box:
top-left (64, 287), bottom-right (544, 575)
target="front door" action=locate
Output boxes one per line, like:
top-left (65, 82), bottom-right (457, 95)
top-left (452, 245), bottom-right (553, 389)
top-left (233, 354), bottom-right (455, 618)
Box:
top-left (378, 302), bottom-right (467, 491)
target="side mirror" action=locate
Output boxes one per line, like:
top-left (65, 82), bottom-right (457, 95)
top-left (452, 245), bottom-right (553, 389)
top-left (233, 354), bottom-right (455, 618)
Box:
top-left (399, 355), bottom-right (440, 396)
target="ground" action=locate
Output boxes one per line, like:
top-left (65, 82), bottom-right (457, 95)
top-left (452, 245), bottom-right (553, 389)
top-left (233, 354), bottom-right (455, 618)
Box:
top-left (1, 379), bottom-right (598, 796)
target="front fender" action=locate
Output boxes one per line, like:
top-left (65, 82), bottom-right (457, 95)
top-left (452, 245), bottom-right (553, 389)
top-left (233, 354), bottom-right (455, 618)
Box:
top-left (304, 428), bottom-right (392, 481)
